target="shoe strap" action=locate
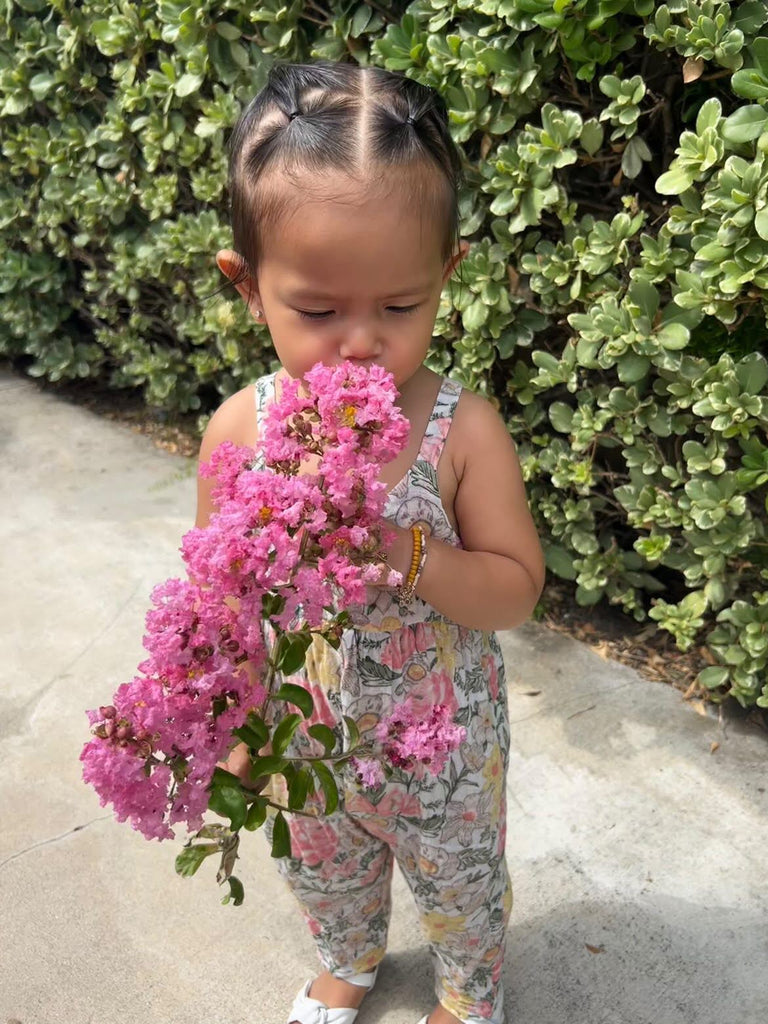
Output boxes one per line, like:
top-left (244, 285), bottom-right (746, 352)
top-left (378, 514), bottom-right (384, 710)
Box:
top-left (331, 964), bottom-right (378, 990)
top-left (289, 981), bottom-right (363, 1024)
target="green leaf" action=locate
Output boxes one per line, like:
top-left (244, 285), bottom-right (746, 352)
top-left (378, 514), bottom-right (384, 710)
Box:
top-left (244, 714), bottom-right (269, 749)
top-left (232, 724), bottom-right (268, 750)
top-left (656, 166), bottom-right (694, 195)
top-left (733, 1), bottom-right (768, 34)
top-left (622, 136), bottom-right (645, 180)
top-left (735, 353), bottom-right (768, 394)
top-left (545, 544), bottom-right (577, 581)
top-left (262, 592), bottom-right (287, 619)
top-left (175, 73), bottom-right (203, 98)
top-left (617, 353), bottom-right (651, 383)
top-left (461, 298), bottom-right (488, 331)
top-left (275, 682), bottom-right (315, 718)
top-left (229, 41), bottom-right (250, 68)
top-left (288, 766), bottom-right (312, 811)
top-left (723, 104), bottom-right (768, 143)
top-left (307, 722), bottom-right (337, 755)
top-left (175, 843), bottom-right (219, 877)
top-left (275, 632), bottom-right (312, 675)
top-left (532, 351), bottom-right (560, 373)
top-left (270, 810), bottom-right (292, 858)
top-left (698, 665), bottom-right (729, 689)
top-left (549, 401), bottom-right (574, 433)
top-left (695, 98), bottom-right (722, 134)
top-left (628, 279), bottom-right (659, 322)
top-left (244, 798), bottom-right (268, 831)
top-left (580, 118), bottom-right (604, 155)
top-left (313, 761), bottom-right (339, 815)
top-left (748, 37), bottom-right (768, 78)
top-left (343, 715), bottom-right (360, 748)
top-left (575, 583), bottom-right (604, 606)
top-left (208, 783), bottom-right (247, 831)
top-left (248, 754), bottom-right (288, 778)
top-left (215, 22), bottom-right (242, 40)
top-left (221, 874), bottom-right (245, 906)
top-left (754, 207), bottom-right (768, 241)
top-left (656, 322), bottom-right (689, 350)
top-left (28, 73), bottom-right (56, 100)
top-left (272, 712), bottom-right (303, 756)
top-left (731, 69), bottom-right (768, 101)
top-left (351, 4), bottom-right (373, 37)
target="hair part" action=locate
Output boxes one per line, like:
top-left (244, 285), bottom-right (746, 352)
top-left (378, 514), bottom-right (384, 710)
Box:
top-left (227, 61), bottom-right (463, 283)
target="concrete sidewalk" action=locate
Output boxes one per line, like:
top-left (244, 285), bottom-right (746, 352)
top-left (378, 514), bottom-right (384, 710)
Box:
top-left (1, 367), bottom-right (766, 1024)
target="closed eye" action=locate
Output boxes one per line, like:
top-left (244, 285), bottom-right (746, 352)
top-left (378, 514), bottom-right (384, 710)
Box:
top-left (297, 309), bottom-right (333, 320)
top-left (297, 305), bottom-right (420, 319)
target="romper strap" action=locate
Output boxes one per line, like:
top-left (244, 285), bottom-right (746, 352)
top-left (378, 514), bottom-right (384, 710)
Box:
top-left (253, 371), bottom-right (277, 421)
top-left (414, 377), bottom-right (463, 470)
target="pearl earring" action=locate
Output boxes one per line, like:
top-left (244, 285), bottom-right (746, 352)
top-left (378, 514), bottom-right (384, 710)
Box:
top-left (255, 309), bottom-right (263, 319)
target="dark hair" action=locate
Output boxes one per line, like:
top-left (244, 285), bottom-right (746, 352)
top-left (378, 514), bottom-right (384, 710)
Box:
top-left (227, 61), bottom-right (462, 277)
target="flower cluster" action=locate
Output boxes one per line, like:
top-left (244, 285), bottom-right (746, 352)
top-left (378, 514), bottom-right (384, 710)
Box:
top-left (375, 699), bottom-right (467, 775)
top-left (82, 363), bottom-right (408, 841)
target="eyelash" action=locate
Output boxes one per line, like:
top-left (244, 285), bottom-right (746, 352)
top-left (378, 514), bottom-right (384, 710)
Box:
top-left (297, 305), bottom-right (420, 321)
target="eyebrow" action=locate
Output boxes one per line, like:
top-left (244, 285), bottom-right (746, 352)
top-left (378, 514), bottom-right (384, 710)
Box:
top-left (286, 283), bottom-right (434, 302)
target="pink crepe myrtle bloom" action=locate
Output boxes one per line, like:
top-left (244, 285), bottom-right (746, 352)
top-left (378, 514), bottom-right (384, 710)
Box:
top-left (350, 757), bottom-right (386, 789)
top-left (375, 699), bottom-right (466, 775)
top-left (83, 362), bottom-right (409, 841)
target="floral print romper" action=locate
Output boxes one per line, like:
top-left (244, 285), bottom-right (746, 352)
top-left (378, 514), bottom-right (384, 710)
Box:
top-left (253, 373), bottom-right (512, 1024)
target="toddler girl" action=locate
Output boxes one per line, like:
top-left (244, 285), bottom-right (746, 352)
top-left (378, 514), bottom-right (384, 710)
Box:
top-left (196, 60), bottom-right (544, 1024)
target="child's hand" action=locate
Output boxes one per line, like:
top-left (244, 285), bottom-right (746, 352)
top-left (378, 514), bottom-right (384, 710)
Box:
top-left (217, 741), bottom-right (267, 793)
top-left (368, 521), bottom-right (413, 589)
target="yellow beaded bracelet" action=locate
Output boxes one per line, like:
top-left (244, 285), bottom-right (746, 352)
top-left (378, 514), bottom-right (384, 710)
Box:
top-left (396, 525), bottom-right (428, 612)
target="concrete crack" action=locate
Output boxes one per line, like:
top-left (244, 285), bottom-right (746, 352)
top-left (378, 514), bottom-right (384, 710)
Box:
top-left (0, 813), bottom-right (112, 872)
top-left (508, 680), bottom-right (635, 724)
top-left (7, 579), bottom-right (145, 737)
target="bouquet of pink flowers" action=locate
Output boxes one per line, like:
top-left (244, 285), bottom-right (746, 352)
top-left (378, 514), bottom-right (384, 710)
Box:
top-left (81, 363), bottom-right (465, 905)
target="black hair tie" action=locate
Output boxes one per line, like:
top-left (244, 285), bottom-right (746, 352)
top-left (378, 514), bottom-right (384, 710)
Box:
top-left (288, 110), bottom-right (300, 122)
top-left (405, 115), bottom-right (416, 126)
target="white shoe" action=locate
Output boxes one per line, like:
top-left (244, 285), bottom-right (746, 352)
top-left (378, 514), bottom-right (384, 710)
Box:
top-left (414, 1018), bottom-right (429, 1024)
top-left (287, 967), bottom-right (379, 1024)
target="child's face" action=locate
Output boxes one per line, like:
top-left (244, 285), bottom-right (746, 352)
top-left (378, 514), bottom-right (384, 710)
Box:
top-left (224, 176), bottom-right (462, 394)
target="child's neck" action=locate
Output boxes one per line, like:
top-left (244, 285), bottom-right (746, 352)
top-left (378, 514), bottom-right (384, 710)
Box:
top-left (394, 364), bottom-right (439, 414)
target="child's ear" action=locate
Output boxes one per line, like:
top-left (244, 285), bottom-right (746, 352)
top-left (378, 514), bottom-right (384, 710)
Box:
top-left (216, 249), bottom-right (265, 321)
top-left (442, 240), bottom-right (470, 285)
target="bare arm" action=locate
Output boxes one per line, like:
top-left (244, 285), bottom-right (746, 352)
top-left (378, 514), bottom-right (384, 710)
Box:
top-left (195, 386), bottom-right (269, 779)
top-left (384, 391), bottom-right (545, 631)
top-left (195, 386), bottom-right (258, 529)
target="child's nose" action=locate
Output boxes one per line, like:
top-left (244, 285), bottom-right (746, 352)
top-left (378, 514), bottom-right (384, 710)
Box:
top-left (339, 323), bottom-right (380, 361)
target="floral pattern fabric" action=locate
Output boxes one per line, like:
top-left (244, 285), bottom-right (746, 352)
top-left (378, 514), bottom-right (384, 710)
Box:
top-left (252, 374), bottom-right (512, 1024)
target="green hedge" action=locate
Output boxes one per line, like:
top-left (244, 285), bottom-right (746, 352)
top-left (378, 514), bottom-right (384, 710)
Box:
top-left (3, 0), bottom-right (768, 706)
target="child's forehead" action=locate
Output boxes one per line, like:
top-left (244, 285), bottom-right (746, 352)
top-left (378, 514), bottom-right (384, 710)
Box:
top-left (257, 169), bottom-right (447, 278)
top-left (264, 163), bottom-right (448, 231)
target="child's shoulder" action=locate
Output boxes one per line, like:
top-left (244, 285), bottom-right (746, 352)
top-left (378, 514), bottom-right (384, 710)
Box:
top-left (451, 381), bottom-right (511, 447)
top-left (198, 380), bottom-right (262, 461)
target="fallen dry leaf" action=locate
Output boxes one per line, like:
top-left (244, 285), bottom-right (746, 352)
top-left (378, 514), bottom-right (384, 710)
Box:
top-left (710, 741), bottom-right (720, 754)
top-left (699, 645), bottom-right (716, 665)
top-left (682, 678), bottom-right (699, 701)
top-left (585, 944), bottom-right (605, 954)
top-left (683, 57), bottom-right (704, 83)
top-left (590, 641), bottom-right (611, 661)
